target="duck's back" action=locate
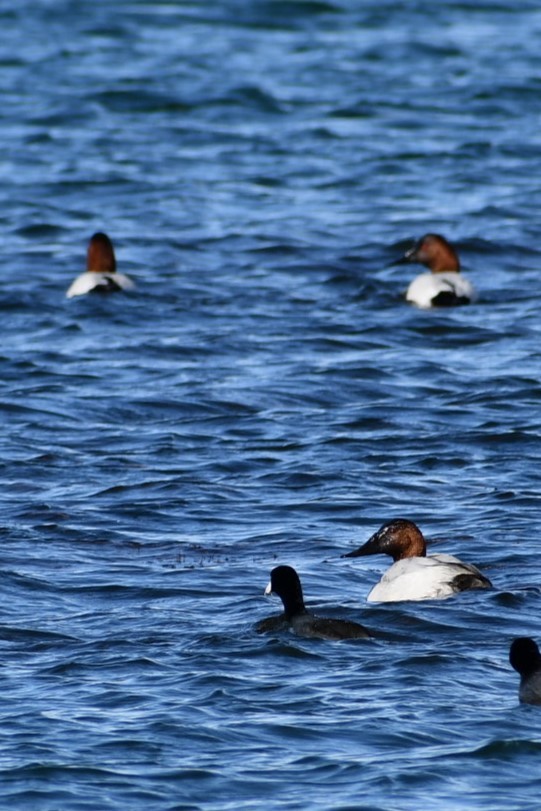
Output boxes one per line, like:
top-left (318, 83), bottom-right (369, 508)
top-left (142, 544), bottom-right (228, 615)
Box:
top-left (66, 272), bottom-right (135, 299)
top-left (406, 272), bottom-right (475, 308)
top-left (367, 554), bottom-right (490, 602)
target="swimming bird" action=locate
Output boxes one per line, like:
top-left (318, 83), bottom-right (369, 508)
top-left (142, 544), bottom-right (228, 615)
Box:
top-left (66, 232), bottom-right (135, 298)
top-left (257, 565), bottom-right (371, 640)
top-left (396, 233), bottom-right (476, 308)
top-left (509, 637), bottom-right (541, 705)
top-left (343, 519), bottom-right (491, 603)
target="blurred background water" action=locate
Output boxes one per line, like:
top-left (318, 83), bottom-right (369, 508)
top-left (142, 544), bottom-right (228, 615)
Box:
top-left (1, 1), bottom-right (541, 808)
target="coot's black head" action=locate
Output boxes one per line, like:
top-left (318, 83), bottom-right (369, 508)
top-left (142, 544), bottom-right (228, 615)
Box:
top-left (265, 565), bottom-right (306, 619)
top-left (510, 637), bottom-right (541, 677)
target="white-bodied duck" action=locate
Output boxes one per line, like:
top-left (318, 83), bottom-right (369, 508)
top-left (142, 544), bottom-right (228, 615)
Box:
top-left (66, 232), bottom-right (135, 298)
top-left (343, 519), bottom-right (491, 603)
top-left (396, 233), bottom-right (476, 308)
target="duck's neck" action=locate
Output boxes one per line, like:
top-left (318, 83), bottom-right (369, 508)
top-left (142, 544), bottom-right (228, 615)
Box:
top-left (392, 527), bottom-right (427, 560)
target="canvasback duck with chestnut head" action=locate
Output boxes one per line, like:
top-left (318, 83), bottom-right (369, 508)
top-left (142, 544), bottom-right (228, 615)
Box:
top-left (343, 519), bottom-right (491, 602)
top-left (397, 233), bottom-right (476, 308)
top-left (256, 565), bottom-right (371, 640)
top-left (66, 232), bottom-right (135, 298)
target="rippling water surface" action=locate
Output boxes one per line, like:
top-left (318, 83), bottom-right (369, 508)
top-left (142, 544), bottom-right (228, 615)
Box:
top-left (2, 1), bottom-right (541, 808)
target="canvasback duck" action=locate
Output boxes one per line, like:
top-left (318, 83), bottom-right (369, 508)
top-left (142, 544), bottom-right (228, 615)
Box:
top-left (256, 565), bottom-right (371, 640)
top-left (510, 638), bottom-right (541, 705)
top-left (397, 233), bottom-right (476, 308)
top-left (343, 519), bottom-right (491, 603)
top-left (66, 232), bottom-right (135, 298)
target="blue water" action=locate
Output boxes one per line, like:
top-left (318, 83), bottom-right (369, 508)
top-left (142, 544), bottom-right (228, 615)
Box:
top-left (2, 1), bottom-right (541, 808)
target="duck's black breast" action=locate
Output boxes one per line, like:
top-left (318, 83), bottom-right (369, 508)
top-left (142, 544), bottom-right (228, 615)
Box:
top-left (431, 289), bottom-right (471, 307)
top-left (90, 275), bottom-right (123, 294)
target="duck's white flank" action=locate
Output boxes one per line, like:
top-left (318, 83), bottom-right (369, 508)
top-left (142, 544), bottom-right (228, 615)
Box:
top-left (406, 271), bottom-right (476, 309)
top-left (366, 553), bottom-right (486, 603)
top-left (66, 272), bottom-right (135, 299)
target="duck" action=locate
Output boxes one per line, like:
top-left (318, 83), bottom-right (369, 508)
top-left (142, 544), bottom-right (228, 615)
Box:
top-left (342, 519), bottom-right (491, 603)
top-left (509, 638), bottom-right (541, 705)
top-left (66, 232), bottom-right (135, 298)
top-left (396, 233), bottom-right (476, 308)
top-left (256, 565), bottom-right (371, 640)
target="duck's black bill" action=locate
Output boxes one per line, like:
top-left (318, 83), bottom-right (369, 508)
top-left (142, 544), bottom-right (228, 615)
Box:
top-left (342, 543), bottom-right (373, 558)
top-left (389, 255), bottom-right (409, 266)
